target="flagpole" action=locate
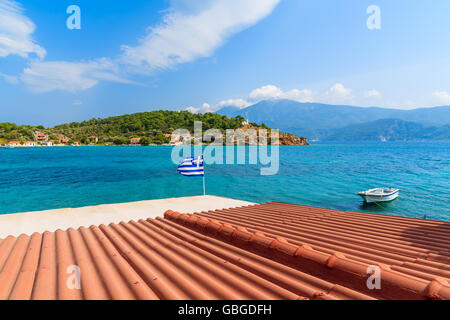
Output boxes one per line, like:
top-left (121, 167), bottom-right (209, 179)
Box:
top-left (203, 174), bottom-right (206, 196)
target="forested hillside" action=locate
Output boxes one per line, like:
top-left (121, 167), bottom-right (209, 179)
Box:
top-left (0, 111), bottom-right (273, 145)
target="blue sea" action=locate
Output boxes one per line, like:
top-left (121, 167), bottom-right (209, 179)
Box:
top-left (0, 143), bottom-right (449, 221)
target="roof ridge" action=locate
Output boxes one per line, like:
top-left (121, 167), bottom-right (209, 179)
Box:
top-left (164, 210), bottom-right (450, 300)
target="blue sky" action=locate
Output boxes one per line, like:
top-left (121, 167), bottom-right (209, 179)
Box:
top-left (1, 0), bottom-right (450, 126)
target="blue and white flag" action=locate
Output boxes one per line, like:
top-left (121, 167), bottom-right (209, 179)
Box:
top-left (177, 155), bottom-right (204, 177)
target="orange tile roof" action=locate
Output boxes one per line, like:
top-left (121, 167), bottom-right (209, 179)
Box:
top-left (168, 202), bottom-right (450, 300)
top-left (0, 202), bottom-right (449, 300)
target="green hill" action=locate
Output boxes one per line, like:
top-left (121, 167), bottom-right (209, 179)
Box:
top-left (0, 110), bottom-right (271, 145)
top-left (51, 110), bottom-right (250, 145)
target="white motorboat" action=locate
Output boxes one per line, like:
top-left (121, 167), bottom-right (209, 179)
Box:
top-left (358, 188), bottom-right (399, 204)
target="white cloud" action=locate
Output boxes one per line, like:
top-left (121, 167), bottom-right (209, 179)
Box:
top-left (0, 0), bottom-right (45, 59)
top-left (185, 106), bottom-right (200, 113)
top-left (0, 71), bottom-right (18, 84)
top-left (121, 0), bottom-right (280, 72)
top-left (2, 0), bottom-right (280, 93)
top-left (432, 91), bottom-right (450, 105)
top-left (217, 98), bottom-right (251, 109)
top-left (201, 102), bottom-right (214, 112)
top-left (185, 102), bottom-right (215, 114)
top-left (326, 83), bottom-right (352, 99)
top-left (249, 85), bottom-right (283, 101)
top-left (282, 88), bottom-right (313, 102)
top-left (72, 100), bottom-right (83, 106)
top-left (0, 0), bottom-right (130, 93)
top-left (364, 89), bottom-right (381, 98)
top-left (318, 83), bottom-right (355, 104)
top-left (21, 59), bottom-right (133, 93)
top-left (199, 102), bottom-right (216, 113)
top-left (249, 84), bottom-right (313, 103)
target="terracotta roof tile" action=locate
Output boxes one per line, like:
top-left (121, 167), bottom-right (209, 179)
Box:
top-left (171, 202), bottom-right (450, 300)
top-left (0, 206), bottom-right (377, 300)
top-left (1, 202), bottom-right (448, 300)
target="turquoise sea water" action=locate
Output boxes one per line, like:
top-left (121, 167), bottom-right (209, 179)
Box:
top-left (0, 143), bottom-right (449, 221)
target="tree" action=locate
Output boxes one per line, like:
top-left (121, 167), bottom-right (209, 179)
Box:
top-left (113, 137), bottom-right (129, 145)
top-left (140, 137), bottom-right (152, 146)
top-left (113, 138), bottom-right (124, 145)
top-left (5, 130), bottom-right (18, 140)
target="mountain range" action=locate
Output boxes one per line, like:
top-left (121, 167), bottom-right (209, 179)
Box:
top-left (216, 100), bottom-right (450, 141)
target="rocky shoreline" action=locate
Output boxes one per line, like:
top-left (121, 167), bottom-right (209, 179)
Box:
top-left (279, 132), bottom-right (309, 146)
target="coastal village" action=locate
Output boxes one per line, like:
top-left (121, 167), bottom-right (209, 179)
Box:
top-left (1, 116), bottom-right (309, 147)
top-left (3, 130), bottom-right (309, 147)
top-left (2, 131), bottom-right (167, 148)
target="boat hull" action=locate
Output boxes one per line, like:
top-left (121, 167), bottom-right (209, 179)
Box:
top-left (359, 191), bottom-right (399, 204)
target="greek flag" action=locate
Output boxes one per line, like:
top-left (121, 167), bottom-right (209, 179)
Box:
top-left (177, 155), bottom-right (204, 177)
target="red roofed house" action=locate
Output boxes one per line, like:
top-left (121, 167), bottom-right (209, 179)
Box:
top-left (59, 136), bottom-right (70, 144)
top-left (87, 136), bottom-right (99, 144)
top-left (130, 137), bottom-right (141, 145)
top-left (35, 132), bottom-right (48, 143)
top-left (8, 141), bottom-right (21, 147)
